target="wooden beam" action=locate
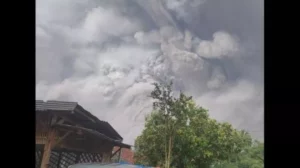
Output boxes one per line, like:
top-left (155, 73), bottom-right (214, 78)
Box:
top-left (111, 147), bottom-right (121, 158)
top-left (56, 118), bottom-right (65, 124)
top-left (50, 115), bottom-right (58, 125)
top-left (40, 128), bottom-right (56, 168)
top-left (52, 131), bottom-right (72, 148)
top-left (118, 148), bottom-right (122, 162)
top-left (54, 113), bottom-right (76, 124)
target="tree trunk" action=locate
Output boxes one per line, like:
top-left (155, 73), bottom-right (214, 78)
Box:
top-left (165, 115), bottom-right (168, 168)
top-left (167, 135), bottom-right (173, 168)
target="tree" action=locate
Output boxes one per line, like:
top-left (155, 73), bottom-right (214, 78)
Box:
top-left (148, 81), bottom-right (192, 168)
top-left (213, 141), bottom-right (264, 168)
top-left (134, 82), bottom-right (254, 168)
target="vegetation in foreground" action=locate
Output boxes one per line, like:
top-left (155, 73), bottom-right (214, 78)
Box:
top-left (134, 82), bottom-right (263, 168)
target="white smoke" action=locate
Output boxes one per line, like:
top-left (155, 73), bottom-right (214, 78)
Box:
top-left (36, 0), bottom-right (263, 144)
top-left (164, 0), bottom-right (207, 20)
top-left (196, 31), bottom-right (240, 58)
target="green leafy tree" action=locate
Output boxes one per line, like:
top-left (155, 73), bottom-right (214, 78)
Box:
top-left (148, 81), bottom-right (193, 168)
top-left (134, 82), bottom-right (254, 168)
top-left (213, 141), bottom-right (264, 168)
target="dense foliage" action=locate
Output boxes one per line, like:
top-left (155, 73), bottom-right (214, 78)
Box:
top-left (213, 140), bottom-right (264, 168)
top-left (134, 82), bottom-right (263, 168)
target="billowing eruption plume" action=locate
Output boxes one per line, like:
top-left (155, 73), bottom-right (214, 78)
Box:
top-left (36, 0), bottom-right (264, 144)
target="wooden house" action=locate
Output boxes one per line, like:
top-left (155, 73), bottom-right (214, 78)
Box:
top-left (36, 100), bottom-right (130, 168)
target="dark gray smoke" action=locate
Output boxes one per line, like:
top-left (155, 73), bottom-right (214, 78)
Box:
top-left (36, 0), bottom-right (263, 144)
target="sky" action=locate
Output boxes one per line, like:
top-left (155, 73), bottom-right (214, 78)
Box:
top-left (36, 0), bottom-right (264, 145)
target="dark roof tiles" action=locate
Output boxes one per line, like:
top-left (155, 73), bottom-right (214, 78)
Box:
top-left (36, 100), bottom-right (45, 111)
top-left (36, 100), bottom-right (78, 111)
top-left (45, 100), bottom-right (78, 111)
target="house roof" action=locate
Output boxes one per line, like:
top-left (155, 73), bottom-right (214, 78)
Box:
top-left (36, 100), bottom-right (123, 141)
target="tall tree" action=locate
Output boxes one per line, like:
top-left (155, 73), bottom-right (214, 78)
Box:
top-left (134, 82), bottom-right (254, 168)
top-left (149, 81), bottom-right (191, 168)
